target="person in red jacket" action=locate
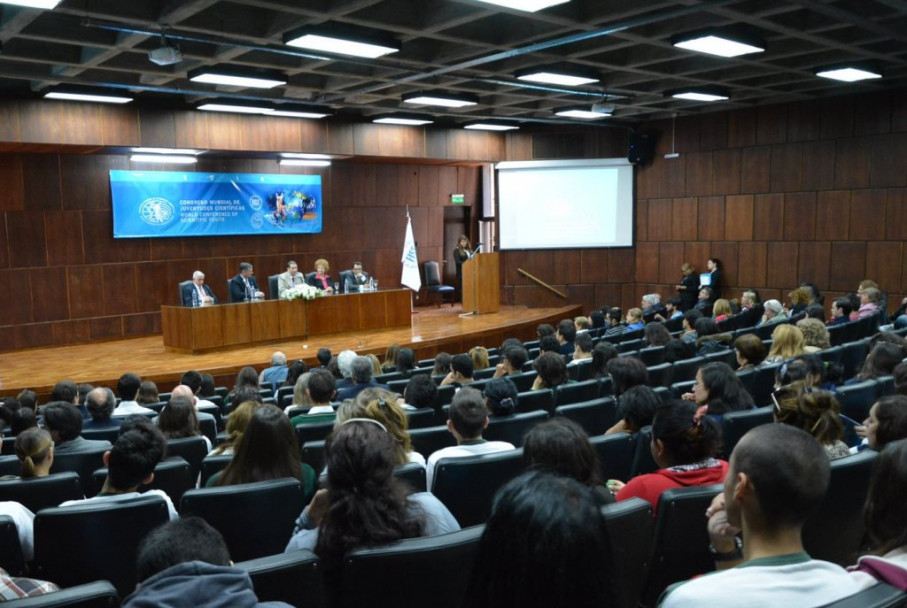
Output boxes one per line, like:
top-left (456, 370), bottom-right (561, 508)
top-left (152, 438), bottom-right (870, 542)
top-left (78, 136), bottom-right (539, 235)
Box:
top-left (608, 399), bottom-right (728, 514)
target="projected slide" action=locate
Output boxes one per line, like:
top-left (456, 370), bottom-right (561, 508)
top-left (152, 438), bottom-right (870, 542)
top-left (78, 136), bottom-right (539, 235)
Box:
top-left (496, 159), bottom-right (634, 249)
top-left (110, 170), bottom-right (323, 238)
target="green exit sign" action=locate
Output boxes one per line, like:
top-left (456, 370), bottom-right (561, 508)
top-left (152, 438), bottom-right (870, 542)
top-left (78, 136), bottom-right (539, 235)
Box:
top-left (450, 193), bottom-right (465, 204)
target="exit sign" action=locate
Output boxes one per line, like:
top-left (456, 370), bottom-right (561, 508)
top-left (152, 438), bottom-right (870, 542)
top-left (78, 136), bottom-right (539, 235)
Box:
top-left (450, 193), bottom-right (465, 204)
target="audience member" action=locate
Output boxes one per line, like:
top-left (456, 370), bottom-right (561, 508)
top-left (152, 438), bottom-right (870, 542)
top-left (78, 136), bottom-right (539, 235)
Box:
top-left (695, 317), bottom-right (733, 355)
top-left (536, 323), bottom-right (555, 339)
top-left (366, 354), bottom-right (383, 377)
top-left (484, 377), bottom-right (518, 418)
top-left (180, 370), bottom-right (217, 409)
top-left (654, 297), bottom-right (684, 322)
top-left (765, 324), bottom-right (805, 363)
top-left (641, 293), bottom-right (666, 322)
top-left (353, 388), bottom-right (424, 466)
top-left (863, 396), bottom-right (907, 451)
top-left (114, 373), bottom-right (154, 416)
top-left (522, 420), bottom-right (613, 503)
top-left (680, 309), bottom-right (702, 343)
top-left (694, 287), bottom-right (714, 317)
top-left (704, 258), bottom-right (722, 299)
top-left (603, 308), bottom-right (625, 337)
top-left (159, 396), bottom-right (210, 450)
top-left (16, 389), bottom-right (37, 412)
top-left (401, 374), bottom-right (438, 412)
top-left (258, 351), bottom-right (288, 391)
top-left (569, 332), bottom-right (594, 364)
top-left (316, 348), bottom-right (332, 368)
top-left (13, 427), bottom-right (54, 479)
top-left (787, 287), bottom-right (812, 317)
top-left (432, 352), bottom-right (452, 378)
top-left (853, 340), bottom-right (906, 382)
top-left (758, 299), bottom-right (785, 327)
top-left (440, 354), bottom-right (475, 387)
top-left (395, 348), bottom-right (416, 376)
top-left (381, 344), bottom-right (400, 373)
top-left (625, 308), bottom-right (645, 332)
top-left (531, 351), bottom-right (570, 391)
top-left (283, 360), bottom-right (307, 390)
top-left (0, 565), bottom-right (59, 600)
top-left (607, 357), bottom-right (649, 399)
top-left (226, 367), bottom-right (260, 411)
top-left (574, 316), bottom-right (591, 332)
top-left (772, 382), bottom-right (850, 459)
top-left (682, 362), bottom-right (754, 416)
top-left (797, 318), bottom-right (831, 351)
top-left (712, 298), bottom-right (732, 323)
top-left (199, 373), bottom-right (216, 399)
top-left (606, 385), bottom-right (661, 435)
top-left (135, 380), bottom-right (160, 405)
top-left (538, 335), bottom-right (562, 355)
top-left (856, 287), bottom-right (882, 319)
top-left (469, 346), bottom-right (490, 371)
top-left (644, 322), bottom-right (672, 347)
top-left (829, 297), bottom-right (854, 326)
top-left (210, 400), bottom-right (262, 457)
top-left (494, 345), bottom-right (529, 378)
top-left (0, 500), bottom-right (38, 565)
top-left (591, 342), bottom-right (619, 379)
top-left (289, 369), bottom-right (336, 425)
top-left (42, 401), bottom-right (112, 454)
top-left (733, 333), bottom-right (766, 369)
top-left (336, 356), bottom-right (389, 401)
top-left (82, 387), bottom-right (122, 431)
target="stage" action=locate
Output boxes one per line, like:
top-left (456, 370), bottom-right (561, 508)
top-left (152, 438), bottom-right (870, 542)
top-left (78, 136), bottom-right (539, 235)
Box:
top-left (0, 304), bottom-right (581, 398)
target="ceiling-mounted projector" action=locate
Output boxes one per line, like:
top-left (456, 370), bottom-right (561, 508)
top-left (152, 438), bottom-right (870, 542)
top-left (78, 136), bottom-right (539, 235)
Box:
top-left (149, 44), bottom-right (183, 66)
top-left (591, 101), bottom-right (615, 114)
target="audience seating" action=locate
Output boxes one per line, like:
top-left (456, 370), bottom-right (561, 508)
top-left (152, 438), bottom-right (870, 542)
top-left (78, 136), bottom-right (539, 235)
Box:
top-left (836, 379), bottom-right (880, 422)
top-left (589, 432), bottom-right (635, 487)
top-left (180, 478), bottom-right (305, 562)
top-left (840, 338), bottom-right (872, 380)
top-left (704, 349), bottom-right (737, 368)
top-left (642, 483), bottom-right (724, 607)
top-left (515, 389), bottom-right (554, 413)
top-left (735, 367), bottom-right (756, 395)
top-left (294, 421), bottom-right (336, 448)
top-left (375, 371), bottom-right (404, 384)
top-left (817, 583), bottom-right (907, 608)
top-left (473, 367), bottom-right (496, 380)
top-left (394, 461), bottom-right (427, 492)
top-left (569, 360), bottom-right (594, 381)
top-left (601, 498), bottom-right (654, 608)
top-left (0, 455), bottom-right (19, 477)
top-left (803, 449), bottom-right (877, 566)
top-left (509, 371), bottom-right (538, 393)
top-left (199, 454), bottom-right (233, 487)
top-left (672, 357), bottom-right (705, 383)
top-left (49, 448), bottom-right (107, 494)
top-left (720, 406), bottom-right (773, 459)
top-left (197, 413), bottom-right (219, 442)
top-left (435, 384), bottom-right (456, 408)
top-left (0, 472), bottom-right (83, 514)
top-left (387, 378), bottom-right (409, 394)
top-left (409, 425), bottom-right (457, 458)
top-left (165, 436), bottom-right (209, 482)
top-left (750, 363), bottom-right (782, 406)
top-left (554, 397), bottom-right (618, 435)
top-left (3, 580), bottom-right (120, 607)
top-left (0, 515), bottom-right (26, 576)
top-left (485, 410), bottom-right (548, 446)
top-left (334, 526), bottom-right (484, 608)
top-left (80, 427), bottom-right (120, 444)
top-left (431, 449), bottom-right (524, 527)
top-left (33, 494), bottom-right (170, 596)
top-left (878, 375), bottom-right (895, 397)
top-left (639, 346), bottom-right (666, 366)
top-left (405, 407), bottom-right (438, 429)
top-left (670, 380), bottom-right (695, 400)
top-left (235, 550), bottom-right (324, 608)
top-left (300, 441), bottom-right (326, 476)
top-left (646, 363), bottom-right (674, 388)
top-left (554, 378), bottom-right (601, 407)
top-left (754, 319), bottom-right (788, 339)
top-left (1, 436), bottom-right (16, 455)
top-left (629, 426), bottom-right (658, 478)
top-left (92, 457), bottom-right (194, 505)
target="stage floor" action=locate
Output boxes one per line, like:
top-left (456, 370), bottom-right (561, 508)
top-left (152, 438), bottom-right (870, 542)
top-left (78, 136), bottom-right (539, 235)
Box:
top-left (0, 304), bottom-right (580, 397)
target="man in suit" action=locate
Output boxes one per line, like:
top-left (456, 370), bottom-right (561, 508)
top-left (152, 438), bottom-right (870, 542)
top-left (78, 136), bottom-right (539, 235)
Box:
top-left (42, 401), bottom-right (112, 454)
top-left (182, 270), bottom-right (218, 307)
top-left (343, 261), bottom-right (371, 293)
top-left (229, 262), bottom-right (264, 303)
top-left (277, 260), bottom-right (305, 299)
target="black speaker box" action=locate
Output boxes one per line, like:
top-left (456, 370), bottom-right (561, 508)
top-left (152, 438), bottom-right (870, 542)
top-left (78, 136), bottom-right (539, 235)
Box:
top-left (628, 132), bottom-right (654, 165)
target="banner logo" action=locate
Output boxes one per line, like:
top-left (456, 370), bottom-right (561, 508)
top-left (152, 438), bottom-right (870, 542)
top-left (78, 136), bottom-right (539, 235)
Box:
top-left (139, 197), bottom-right (175, 225)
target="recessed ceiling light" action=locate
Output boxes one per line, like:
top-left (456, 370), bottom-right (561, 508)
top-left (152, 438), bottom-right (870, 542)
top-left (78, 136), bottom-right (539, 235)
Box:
top-left (188, 67), bottom-right (287, 89)
top-left (266, 108), bottom-right (330, 119)
top-left (463, 122), bottom-right (519, 131)
top-left (196, 102), bottom-right (272, 114)
top-left (0, 0), bottom-right (61, 8)
top-left (666, 88), bottom-right (729, 102)
top-left (44, 90), bottom-right (133, 104)
top-left (402, 92), bottom-right (479, 108)
top-left (816, 66), bottom-right (882, 82)
top-left (515, 67), bottom-right (598, 87)
top-left (132, 147), bottom-right (204, 155)
top-left (672, 32), bottom-right (765, 58)
top-left (372, 114), bottom-right (434, 126)
top-left (280, 153), bottom-right (333, 160)
top-left (475, 0), bottom-right (570, 12)
top-left (554, 107), bottom-right (611, 120)
top-left (130, 155), bottom-right (198, 164)
top-left (284, 25), bottom-right (400, 58)
top-left (279, 159), bottom-right (331, 167)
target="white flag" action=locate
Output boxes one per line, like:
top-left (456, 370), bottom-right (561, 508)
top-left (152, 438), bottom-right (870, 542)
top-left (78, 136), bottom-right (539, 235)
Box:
top-left (401, 212), bottom-right (421, 292)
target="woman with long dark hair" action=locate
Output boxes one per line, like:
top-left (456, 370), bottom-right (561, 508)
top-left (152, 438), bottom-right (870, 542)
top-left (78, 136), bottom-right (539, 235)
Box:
top-left (159, 396), bottom-right (210, 451)
top-left (682, 362), bottom-right (755, 416)
top-left (523, 418), bottom-right (612, 503)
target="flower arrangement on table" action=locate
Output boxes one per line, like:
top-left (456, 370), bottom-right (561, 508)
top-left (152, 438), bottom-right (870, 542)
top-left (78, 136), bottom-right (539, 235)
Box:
top-left (284, 283), bottom-right (325, 301)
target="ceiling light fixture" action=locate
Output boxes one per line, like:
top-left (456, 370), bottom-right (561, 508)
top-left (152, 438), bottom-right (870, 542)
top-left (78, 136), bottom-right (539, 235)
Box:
top-left (402, 91), bottom-right (479, 108)
top-left (372, 114), bottom-right (434, 126)
top-left (816, 66), bottom-right (882, 82)
top-left (130, 154), bottom-right (197, 164)
top-left (514, 67), bottom-right (598, 87)
top-left (44, 88), bottom-right (133, 104)
top-left (554, 106), bottom-right (611, 120)
top-left (279, 159), bottom-right (331, 167)
top-left (265, 104), bottom-right (331, 119)
top-left (474, 0), bottom-right (570, 12)
top-left (188, 67), bottom-right (287, 89)
top-left (132, 147), bottom-right (203, 155)
top-left (666, 88), bottom-right (729, 102)
top-left (280, 153), bottom-right (332, 160)
top-left (671, 31), bottom-right (765, 58)
top-left (0, 0), bottom-right (61, 8)
top-left (196, 102), bottom-right (273, 114)
top-left (463, 121), bottom-right (519, 131)
top-left (284, 24), bottom-right (400, 58)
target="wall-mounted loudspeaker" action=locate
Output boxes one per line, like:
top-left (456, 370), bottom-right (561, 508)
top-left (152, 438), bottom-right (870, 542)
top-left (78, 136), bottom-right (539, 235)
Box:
top-left (628, 132), bottom-right (655, 166)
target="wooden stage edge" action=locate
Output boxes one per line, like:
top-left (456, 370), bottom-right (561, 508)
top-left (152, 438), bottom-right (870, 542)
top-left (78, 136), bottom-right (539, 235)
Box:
top-left (0, 304), bottom-right (582, 398)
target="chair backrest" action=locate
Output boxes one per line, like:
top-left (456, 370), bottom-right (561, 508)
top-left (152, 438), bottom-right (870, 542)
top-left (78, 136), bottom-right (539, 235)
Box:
top-left (335, 526), bottom-right (485, 608)
top-left (180, 477), bottom-right (305, 562)
top-left (338, 269), bottom-right (354, 293)
top-left (803, 449), bottom-right (877, 566)
top-left (165, 436), bottom-right (208, 481)
top-left (199, 454), bottom-right (234, 487)
top-left (485, 410), bottom-right (548, 447)
top-left (80, 427), bottom-right (121, 444)
top-left (601, 498), bottom-right (654, 608)
top-left (508, 371), bottom-right (538, 393)
top-left (2, 580), bottom-right (120, 608)
top-left (394, 461), bottom-right (427, 492)
top-left (643, 484), bottom-right (725, 606)
top-left (301, 440), bottom-right (326, 476)
top-left (424, 261), bottom-right (441, 287)
top-left (841, 338), bottom-right (872, 380)
top-left (751, 362), bottom-right (782, 406)
top-left (234, 550), bottom-right (324, 608)
top-left (672, 356), bottom-right (705, 382)
top-left (268, 274), bottom-right (279, 299)
top-left (33, 494), bottom-right (170, 596)
top-left (589, 432), bottom-right (636, 482)
top-left (815, 583), bottom-right (907, 608)
top-left (49, 448), bottom-right (107, 494)
top-left (431, 448), bottom-right (524, 527)
top-left (0, 515), bottom-right (25, 575)
top-left (178, 279), bottom-right (193, 305)
top-left (2, 436), bottom-right (17, 455)
top-left (554, 396), bottom-right (618, 435)
top-left (639, 346), bottom-right (666, 366)
top-left (435, 384), bottom-right (457, 407)
top-left (720, 406), bottom-right (774, 459)
top-left (409, 425), bottom-right (458, 458)
top-left (0, 472), bottom-right (83, 514)
top-left (629, 426), bottom-right (658, 478)
top-left (0, 455), bottom-right (19, 477)
top-left (515, 389), bottom-right (554, 414)
top-left (405, 407), bottom-right (439, 429)
top-left (836, 379), bottom-right (880, 422)
top-left (646, 362), bottom-right (675, 388)
top-left (554, 378), bottom-right (601, 407)
top-left (92, 457), bottom-right (194, 505)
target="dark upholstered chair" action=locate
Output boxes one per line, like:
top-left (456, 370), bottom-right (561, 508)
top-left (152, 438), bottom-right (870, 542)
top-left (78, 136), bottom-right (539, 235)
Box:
top-left (92, 457), bottom-right (194, 505)
top-left (3, 580), bottom-right (120, 607)
top-left (555, 396), bottom-right (619, 435)
top-left (719, 406), bottom-right (773, 459)
top-left (409, 425), bottom-right (457, 458)
top-left (235, 550), bottom-right (324, 608)
top-left (268, 273), bottom-right (280, 299)
top-left (0, 472), bottom-right (83, 514)
top-left (424, 260), bottom-right (454, 307)
top-left (49, 449), bottom-right (107, 496)
top-left (816, 583), bottom-right (907, 608)
top-left (485, 410), bottom-right (548, 447)
top-left (554, 378), bottom-right (601, 407)
top-left (0, 515), bottom-right (26, 575)
top-left (199, 454), bottom-right (233, 487)
top-left (431, 448), bottom-right (524, 527)
top-left (629, 426), bottom-right (658, 478)
top-left (589, 432), bottom-right (635, 482)
top-left (602, 498), bottom-right (654, 608)
top-left (165, 436), bottom-right (208, 482)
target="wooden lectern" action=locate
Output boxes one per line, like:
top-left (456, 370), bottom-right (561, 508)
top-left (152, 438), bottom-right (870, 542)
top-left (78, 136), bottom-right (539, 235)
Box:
top-left (461, 252), bottom-right (500, 315)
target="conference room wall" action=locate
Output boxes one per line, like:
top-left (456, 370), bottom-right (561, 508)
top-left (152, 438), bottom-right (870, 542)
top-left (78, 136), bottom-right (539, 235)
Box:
top-left (498, 88), bottom-right (907, 316)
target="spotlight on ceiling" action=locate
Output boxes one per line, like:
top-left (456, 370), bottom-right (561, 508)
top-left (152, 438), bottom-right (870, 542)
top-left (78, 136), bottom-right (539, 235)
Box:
top-left (148, 33), bottom-right (183, 66)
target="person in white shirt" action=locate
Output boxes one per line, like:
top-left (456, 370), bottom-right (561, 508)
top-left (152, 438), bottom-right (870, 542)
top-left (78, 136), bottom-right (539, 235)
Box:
top-left (113, 372), bottom-right (154, 417)
top-left (425, 387), bottom-right (515, 490)
top-left (0, 501), bottom-right (36, 562)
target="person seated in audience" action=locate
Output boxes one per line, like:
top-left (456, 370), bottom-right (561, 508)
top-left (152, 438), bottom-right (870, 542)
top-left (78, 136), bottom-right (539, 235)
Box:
top-left (209, 405), bottom-right (315, 499)
top-left (286, 372), bottom-right (313, 413)
top-left (61, 417), bottom-right (177, 520)
top-left (589, 310), bottom-right (606, 330)
top-left (82, 387), bottom-right (123, 431)
top-left (644, 322), bottom-right (672, 347)
top-left (828, 297), bottom-right (854, 326)
top-left (797, 318), bottom-right (830, 352)
top-left (787, 287), bottom-right (812, 317)
top-left (424, 387), bottom-right (515, 489)
top-left (607, 357), bottom-right (649, 399)
top-left (350, 388), bottom-right (424, 466)
top-left (784, 355), bottom-right (830, 390)
top-left (591, 342), bottom-right (619, 379)
top-left (680, 309), bottom-right (702, 343)
top-left (307, 258), bottom-right (333, 293)
top-left (523, 420), bottom-right (614, 504)
top-left (850, 340), bottom-right (907, 384)
top-left (285, 419), bottom-right (460, 579)
top-left (757, 299), bottom-right (785, 327)
top-left (555, 319), bottom-right (577, 356)
top-left (282, 360), bottom-right (307, 391)
top-left (381, 344), bottom-right (400, 373)
top-left (536, 323), bottom-right (555, 339)
top-left (574, 316), bottom-right (591, 332)
top-left (0, 565), bottom-right (59, 600)
top-left (169, 384), bottom-right (217, 432)
top-left (694, 287), bottom-right (714, 317)
top-left (42, 402), bottom-right (112, 454)
top-left (606, 385), bottom-right (661, 436)
top-left (484, 377), bottom-right (518, 418)
top-left (625, 307), bottom-right (645, 332)
top-left (892, 297), bottom-right (907, 330)
top-left (603, 308), bottom-right (626, 338)
top-left (366, 354), bottom-right (383, 377)
top-left (12, 427), bottom-right (54, 479)
top-left (400, 373), bottom-right (438, 412)
top-left (772, 382), bottom-right (851, 459)
top-left (765, 324), bottom-right (805, 364)
top-left (210, 401), bottom-right (262, 457)
top-left (0, 499), bottom-right (40, 567)
top-left (289, 369), bottom-right (336, 425)
top-left (896, 362), bottom-right (907, 395)
top-left (16, 389), bottom-right (37, 412)
top-left (654, 296), bottom-right (684, 323)
top-left (665, 339), bottom-right (695, 363)
top-left (226, 367), bottom-right (260, 412)
top-left (641, 293), bottom-right (665, 323)
top-left (609, 400), bottom-right (727, 513)
top-left (440, 353), bottom-right (475, 387)
top-left (531, 351), bottom-right (572, 392)
top-left (124, 516), bottom-right (292, 608)
top-left (199, 373), bottom-right (217, 399)
top-left (135, 380), bottom-right (160, 406)
top-left (695, 317), bottom-right (733, 356)
top-left (494, 344), bottom-right (529, 378)
top-left (469, 346), bottom-right (490, 371)
top-left (538, 335), bottom-right (562, 355)
top-left (334, 350), bottom-right (358, 391)
top-left (335, 356), bottom-right (389, 401)
top-left (712, 298), bottom-right (732, 323)
top-left (569, 332), bottom-right (594, 365)
top-left (848, 439), bottom-right (907, 591)
top-left (682, 362), bottom-right (755, 417)
top-left (432, 352), bottom-right (452, 379)
top-left (805, 304), bottom-right (826, 321)
top-left (856, 286), bottom-right (882, 319)
top-left (733, 333), bottom-right (767, 369)
top-left (862, 396), bottom-right (907, 452)
top-left (257, 351), bottom-right (288, 392)
top-left (661, 424), bottom-right (859, 607)
top-left (737, 290), bottom-right (762, 324)
top-left (113, 372), bottom-right (155, 416)
top-left (7, 407), bottom-right (35, 438)
top-left (159, 396), bottom-right (210, 451)
top-left (316, 347), bottom-right (332, 369)
top-left (394, 348), bottom-right (416, 377)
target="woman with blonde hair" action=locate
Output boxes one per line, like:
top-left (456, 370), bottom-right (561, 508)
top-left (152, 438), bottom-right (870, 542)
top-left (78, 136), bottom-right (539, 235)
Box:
top-left (766, 324), bottom-right (806, 363)
top-left (797, 317), bottom-right (831, 352)
top-left (310, 258), bottom-right (333, 292)
top-left (469, 346), bottom-right (490, 371)
top-left (772, 382), bottom-right (850, 459)
top-left (382, 344), bottom-right (400, 373)
top-left (712, 299), bottom-right (732, 323)
top-left (354, 388), bottom-right (424, 466)
top-left (788, 286), bottom-right (812, 316)
top-left (367, 354), bottom-right (383, 377)
top-left (14, 427), bottom-right (54, 478)
top-left (210, 400), bottom-right (263, 456)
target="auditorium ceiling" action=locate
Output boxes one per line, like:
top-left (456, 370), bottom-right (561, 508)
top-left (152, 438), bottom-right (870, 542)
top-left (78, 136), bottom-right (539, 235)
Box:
top-left (0, 0), bottom-right (904, 127)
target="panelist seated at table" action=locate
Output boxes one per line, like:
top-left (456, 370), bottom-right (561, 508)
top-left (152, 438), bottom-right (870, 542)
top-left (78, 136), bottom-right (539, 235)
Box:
top-left (342, 261), bottom-right (371, 293)
top-left (182, 270), bottom-right (218, 307)
top-left (306, 258), bottom-right (334, 293)
top-left (229, 261), bottom-right (265, 303)
top-left (277, 260), bottom-right (306, 299)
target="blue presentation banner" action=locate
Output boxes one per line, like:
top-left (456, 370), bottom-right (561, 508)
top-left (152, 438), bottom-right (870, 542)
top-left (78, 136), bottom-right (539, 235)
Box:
top-left (109, 170), bottom-right (322, 238)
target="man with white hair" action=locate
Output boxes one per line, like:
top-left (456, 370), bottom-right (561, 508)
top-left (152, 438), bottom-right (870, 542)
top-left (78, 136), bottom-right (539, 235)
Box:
top-left (335, 349), bottom-right (358, 393)
top-left (336, 356), bottom-right (390, 402)
top-left (258, 351), bottom-right (288, 391)
top-left (641, 293), bottom-right (665, 322)
top-left (181, 270), bottom-right (217, 307)
top-left (757, 300), bottom-right (786, 327)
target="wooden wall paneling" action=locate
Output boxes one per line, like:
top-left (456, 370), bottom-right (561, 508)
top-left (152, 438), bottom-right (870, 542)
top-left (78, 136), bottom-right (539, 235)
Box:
top-left (325, 123), bottom-right (355, 155)
top-left (608, 249), bottom-right (636, 284)
top-left (675, 115), bottom-right (701, 153)
top-left (134, 262), bottom-right (171, 313)
top-left (752, 193), bottom-right (784, 241)
top-left (724, 195), bottom-right (754, 242)
top-left (699, 112), bottom-right (728, 151)
top-left (580, 250), bottom-right (609, 284)
top-left (697, 196), bottom-right (726, 241)
top-left (149, 235), bottom-right (183, 262)
top-left (532, 133), bottom-right (585, 159)
top-left (711, 148), bottom-right (741, 195)
top-left (221, 305), bottom-right (251, 346)
top-left (53, 319), bottom-right (92, 346)
top-left (456, 166), bottom-right (479, 209)
top-left (770, 143), bottom-right (802, 192)
top-left (6, 211), bottom-right (47, 268)
top-left (658, 243), bottom-right (684, 284)
top-left (786, 101), bottom-right (821, 142)
top-left (828, 242), bottom-right (867, 292)
top-left (737, 242), bottom-right (767, 288)
top-left (756, 105), bottom-right (788, 145)
top-left (82, 210), bottom-right (150, 265)
top-left (445, 130), bottom-right (470, 160)
top-left (620, 282), bottom-right (639, 313)
top-left (800, 141), bottom-right (836, 191)
top-left (866, 241), bottom-right (903, 293)
top-left (137, 107), bottom-right (177, 148)
top-left (437, 167), bottom-right (458, 204)
top-left (99, 105), bottom-right (140, 146)
top-left (59, 103), bottom-right (103, 145)
top-left (351, 123), bottom-right (380, 157)
top-left (15, 323), bottom-right (54, 350)
top-left (505, 132), bottom-right (532, 161)
top-left (740, 146), bottom-right (771, 194)
top-left (710, 242), bottom-right (739, 291)
top-left (0, 100), bottom-right (21, 143)
top-left (18, 101), bottom-right (68, 144)
top-left (123, 312), bottom-right (160, 337)
top-left (765, 242), bottom-right (799, 289)
top-left (241, 115), bottom-right (302, 152)
top-left (728, 108), bottom-right (757, 148)
top-left (635, 199), bottom-right (648, 242)
top-left (820, 96), bottom-right (855, 140)
top-left (594, 283), bottom-right (623, 308)
top-left (418, 166), bottom-right (440, 204)
top-left (173, 112), bottom-right (210, 149)
top-left (635, 243), bottom-right (659, 284)
top-left (374, 165), bottom-right (401, 206)
top-left (854, 92), bottom-right (891, 136)
top-left (44, 211), bottom-right (84, 267)
top-left (66, 265), bottom-right (103, 319)
top-left (61, 155), bottom-right (127, 211)
top-left (645, 198), bottom-right (672, 242)
top-left (512, 284), bottom-right (565, 309)
top-left (517, 250), bottom-right (557, 287)
top-left (659, 156), bottom-right (685, 197)
top-left (425, 129), bottom-right (448, 160)
top-left (869, 133), bottom-right (907, 188)
top-left (567, 284), bottom-right (594, 314)
top-left (684, 152), bottom-right (713, 197)
top-left (399, 166), bottom-right (420, 206)
top-left (901, 247), bottom-right (907, 294)
top-left (834, 137), bottom-right (872, 189)
top-left (636, 163), bottom-right (661, 200)
top-left (0, 214), bottom-right (8, 269)
top-left (381, 124), bottom-right (426, 158)
top-left (0, 155), bottom-right (24, 211)
top-left (0, 269), bottom-right (33, 325)
top-left (670, 197), bottom-right (697, 242)
top-left (849, 189), bottom-right (886, 241)
top-left (885, 188), bottom-right (907, 241)
top-left (89, 316), bottom-right (123, 342)
top-left (351, 163), bottom-right (377, 207)
top-left (299, 119), bottom-right (328, 154)
top-left (559, 250), bottom-right (582, 286)
top-left (782, 192), bottom-right (817, 241)
top-left (797, 242), bottom-right (831, 290)
top-left (815, 191), bottom-right (851, 241)
top-left (22, 154), bottom-right (62, 212)
top-left (101, 264), bottom-right (138, 316)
